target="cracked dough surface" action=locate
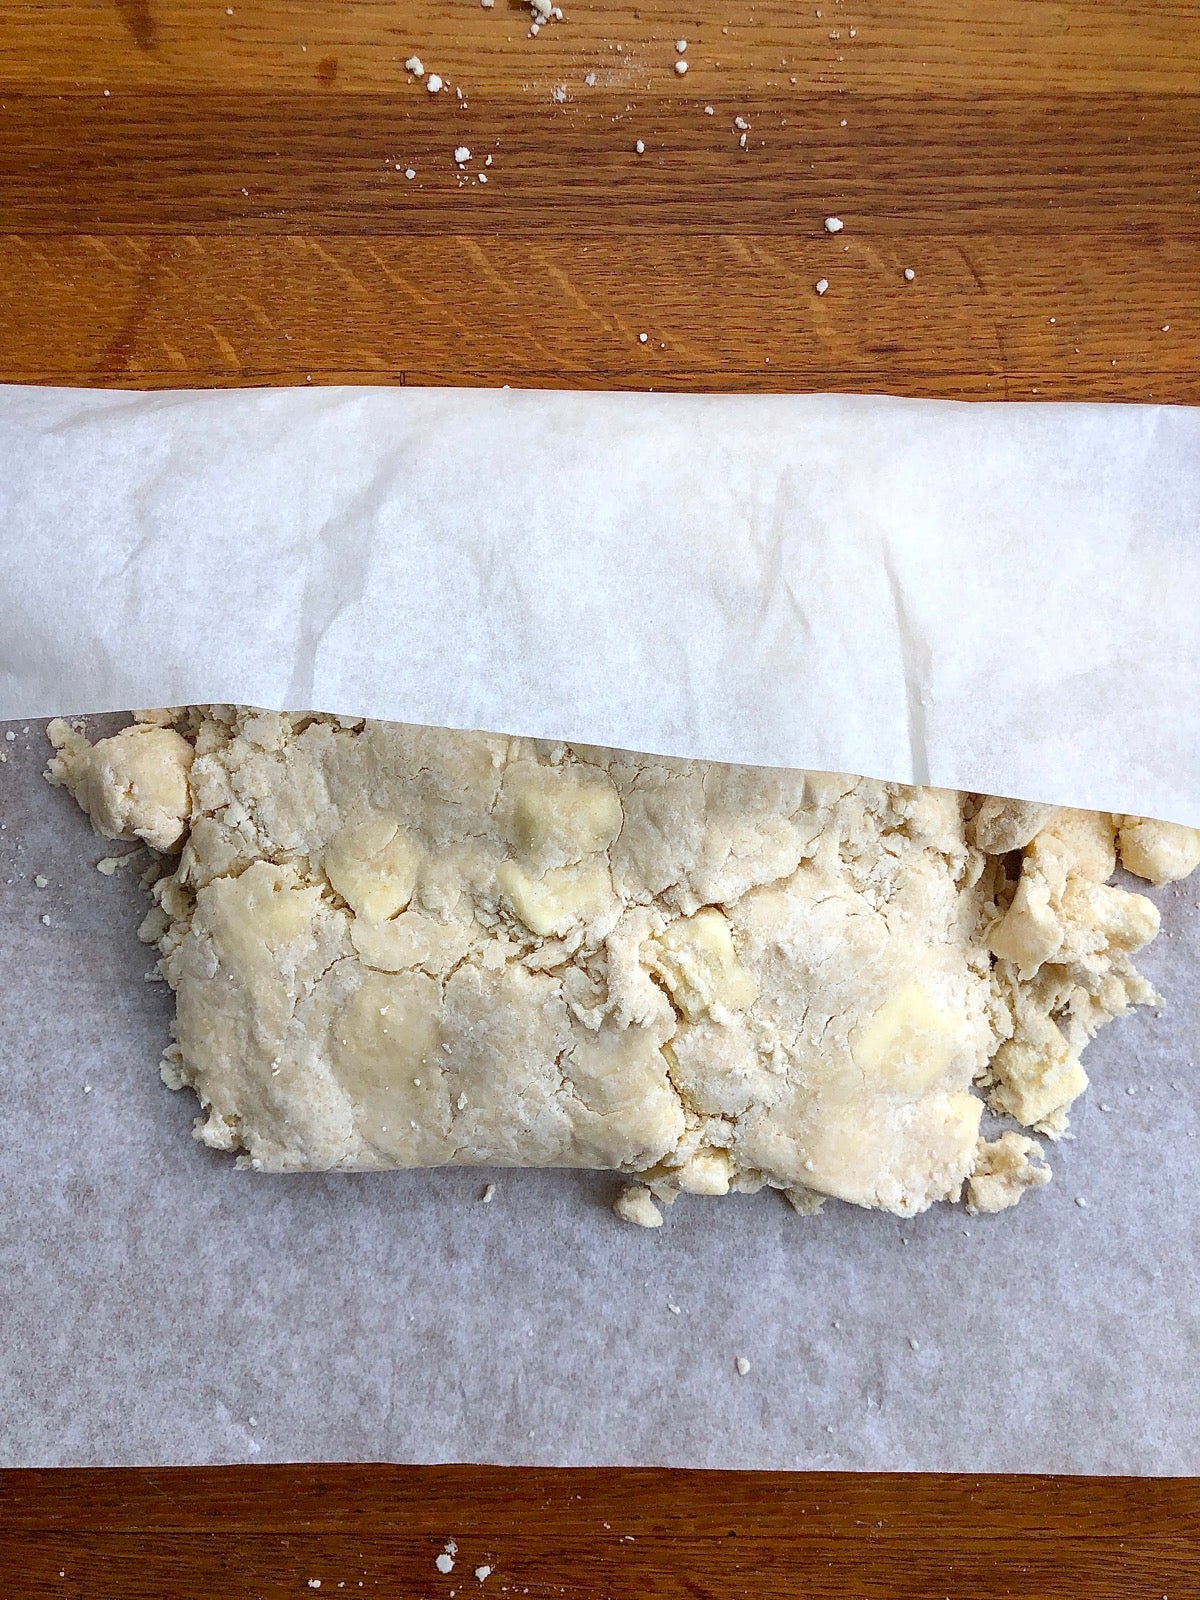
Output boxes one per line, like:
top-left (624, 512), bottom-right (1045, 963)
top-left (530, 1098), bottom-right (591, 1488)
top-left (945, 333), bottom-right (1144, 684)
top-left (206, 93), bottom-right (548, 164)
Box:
top-left (47, 708), bottom-right (1200, 1221)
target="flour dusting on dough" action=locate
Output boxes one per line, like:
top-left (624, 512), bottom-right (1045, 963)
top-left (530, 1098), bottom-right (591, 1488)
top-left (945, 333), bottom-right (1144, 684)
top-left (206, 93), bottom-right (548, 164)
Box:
top-left (47, 710), bottom-right (1199, 1221)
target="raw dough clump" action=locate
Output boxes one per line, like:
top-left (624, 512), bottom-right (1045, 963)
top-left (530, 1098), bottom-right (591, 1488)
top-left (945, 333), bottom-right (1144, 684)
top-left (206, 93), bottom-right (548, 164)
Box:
top-left (47, 710), bottom-right (1197, 1223)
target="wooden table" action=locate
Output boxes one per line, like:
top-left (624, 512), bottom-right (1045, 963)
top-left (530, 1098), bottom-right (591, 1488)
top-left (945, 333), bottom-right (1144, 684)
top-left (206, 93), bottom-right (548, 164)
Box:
top-left (2, 1467), bottom-right (1198, 1598)
top-left (1, 2), bottom-right (1197, 1594)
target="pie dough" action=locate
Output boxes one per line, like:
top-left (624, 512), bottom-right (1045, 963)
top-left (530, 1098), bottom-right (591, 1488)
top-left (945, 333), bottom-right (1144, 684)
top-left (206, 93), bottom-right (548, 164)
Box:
top-left (47, 709), bottom-right (1199, 1224)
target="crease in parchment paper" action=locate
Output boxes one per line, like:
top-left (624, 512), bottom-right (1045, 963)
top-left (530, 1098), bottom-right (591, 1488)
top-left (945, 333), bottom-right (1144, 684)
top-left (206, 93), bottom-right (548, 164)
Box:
top-left (879, 541), bottom-right (932, 791)
top-left (285, 449), bottom-right (409, 713)
top-left (0, 384), bottom-right (1197, 824)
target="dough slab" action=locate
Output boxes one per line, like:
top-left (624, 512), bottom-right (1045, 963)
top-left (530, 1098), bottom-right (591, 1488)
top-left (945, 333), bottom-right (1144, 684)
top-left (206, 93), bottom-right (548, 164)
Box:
top-left (48, 709), bottom-right (1200, 1225)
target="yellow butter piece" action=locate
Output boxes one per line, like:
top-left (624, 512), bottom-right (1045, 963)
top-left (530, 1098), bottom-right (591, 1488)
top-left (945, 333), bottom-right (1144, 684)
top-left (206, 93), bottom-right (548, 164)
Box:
top-left (324, 818), bottom-right (420, 922)
top-left (648, 908), bottom-right (757, 1022)
top-left (851, 983), bottom-right (957, 1095)
top-left (497, 859), bottom-right (614, 937)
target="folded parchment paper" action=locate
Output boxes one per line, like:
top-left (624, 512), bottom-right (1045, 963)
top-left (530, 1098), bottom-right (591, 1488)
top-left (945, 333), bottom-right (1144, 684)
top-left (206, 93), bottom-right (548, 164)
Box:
top-left (2, 385), bottom-right (1198, 822)
top-left (1, 385), bottom-right (1198, 1471)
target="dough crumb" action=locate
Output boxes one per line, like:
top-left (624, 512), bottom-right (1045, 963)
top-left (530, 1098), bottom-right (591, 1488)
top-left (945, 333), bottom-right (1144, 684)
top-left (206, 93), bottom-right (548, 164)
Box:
top-left (436, 1553), bottom-right (455, 1575)
top-left (614, 1185), bottom-right (662, 1229)
top-left (965, 1133), bottom-right (1050, 1213)
top-left (97, 853), bottom-right (139, 876)
top-left (46, 721), bottom-right (193, 853)
top-left (735, 1355), bottom-right (751, 1376)
top-left (474, 1567), bottom-right (492, 1582)
top-left (1117, 817), bottom-right (1200, 885)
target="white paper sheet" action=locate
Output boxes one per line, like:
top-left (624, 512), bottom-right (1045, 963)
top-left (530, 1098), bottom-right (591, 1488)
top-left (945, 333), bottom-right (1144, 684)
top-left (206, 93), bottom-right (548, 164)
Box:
top-left (2, 385), bottom-right (1198, 823)
top-left (2, 386), bottom-right (1199, 1473)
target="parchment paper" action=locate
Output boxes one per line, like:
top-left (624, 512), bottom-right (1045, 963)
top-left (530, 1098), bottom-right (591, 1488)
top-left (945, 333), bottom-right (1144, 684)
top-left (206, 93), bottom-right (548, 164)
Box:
top-left (1, 384), bottom-right (1199, 1471)
top-left (2, 720), bottom-right (1198, 1472)
top-left (2, 385), bottom-right (1198, 823)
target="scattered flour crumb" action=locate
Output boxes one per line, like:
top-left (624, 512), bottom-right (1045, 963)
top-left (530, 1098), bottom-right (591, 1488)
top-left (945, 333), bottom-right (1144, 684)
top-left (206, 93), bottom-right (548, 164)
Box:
top-left (41, 913), bottom-right (51, 926)
top-left (83, 1083), bottom-right (92, 1094)
top-left (667, 1302), bottom-right (681, 1315)
top-left (824, 215), bottom-right (843, 233)
top-left (427, 73), bottom-right (443, 93)
top-left (475, 1567), bottom-right (492, 1583)
top-left (584, 71), bottom-right (596, 86)
top-left (455, 146), bottom-right (471, 163)
top-left (405, 56), bottom-right (424, 76)
top-left (903, 266), bottom-right (916, 281)
top-left (552, 85), bottom-right (567, 102)
top-left (674, 60), bottom-right (688, 75)
top-left (1076, 1196), bottom-right (1089, 1208)
top-left (909, 1337), bottom-right (920, 1351)
top-left (815, 278), bottom-right (829, 295)
top-left (405, 168), bottom-right (416, 179)
top-left (34, 874), bottom-right (48, 888)
top-left (436, 1554), bottom-right (455, 1575)
top-left (704, 104), bottom-right (714, 114)
top-left (309, 1583), bottom-right (322, 1591)
top-left (735, 1356), bottom-right (751, 1376)
top-left (676, 39), bottom-right (687, 51)
top-left (635, 138), bottom-right (645, 153)
top-left (482, 1183), bottom-right (495, 1202)
top-left (638, 332), bottom-right (648, 343)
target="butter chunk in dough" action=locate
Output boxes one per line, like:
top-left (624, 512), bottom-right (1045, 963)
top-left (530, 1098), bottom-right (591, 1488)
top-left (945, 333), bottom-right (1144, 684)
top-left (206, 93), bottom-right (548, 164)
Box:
top-left (49, 710), bottom-right (1196, 1222)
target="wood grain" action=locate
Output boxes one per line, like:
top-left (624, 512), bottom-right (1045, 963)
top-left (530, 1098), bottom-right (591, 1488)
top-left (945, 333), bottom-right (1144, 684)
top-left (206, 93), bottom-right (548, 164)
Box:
top-left (2, 3), bottom-right (1198, 1592)
top-left (0, 0), bottom-right (1197, 397)
top-left (3, 1465), bottom-right (1200, 1599)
